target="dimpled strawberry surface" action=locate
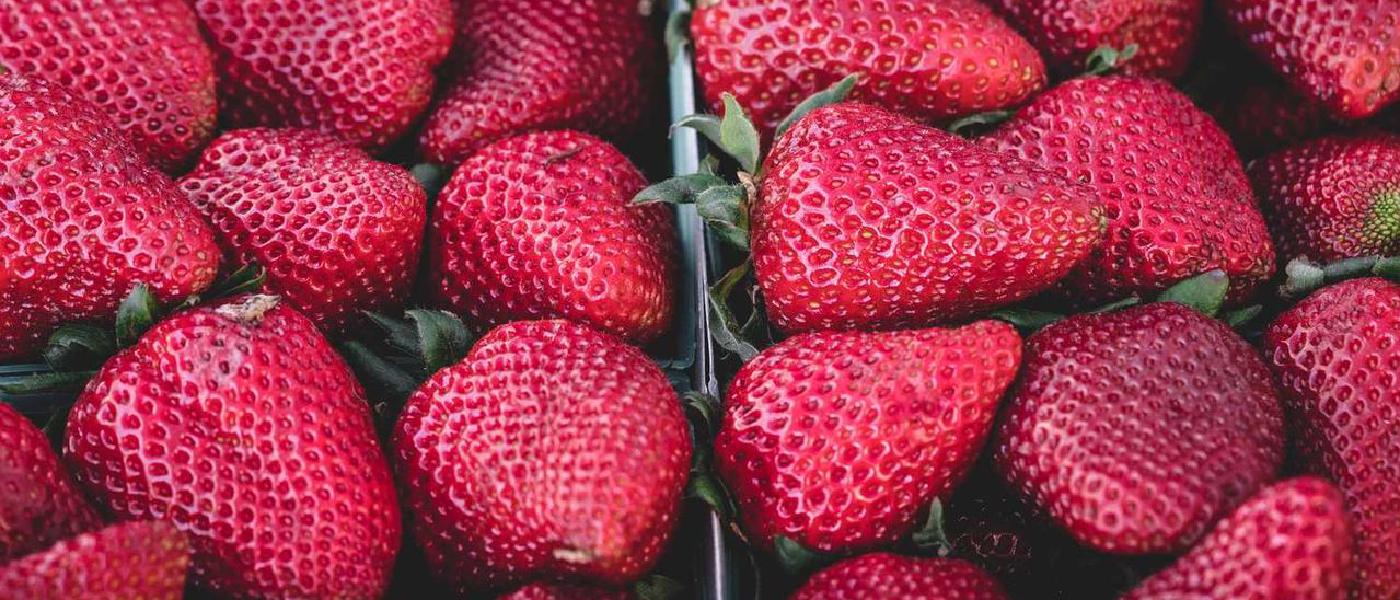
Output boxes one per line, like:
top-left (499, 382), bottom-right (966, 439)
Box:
top-left (0, 520), bottom-right (189, 600)
top-left (791, 553), bottom-right (1009, 600)
top-left (0, 403), bottom-right (99, 561)
top-left (993, 0), bottom-right (1203, 77)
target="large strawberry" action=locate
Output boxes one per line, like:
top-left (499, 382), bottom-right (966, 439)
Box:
top-left (63, 295), bottom-right (401, 599)
top-left (1208, 71), bottom-right (1338, 158)
top-left (0, 73), bottom-right (220, 362)
top-left (0, 403), bottom-right (99, 560)
top-left (0, 0), bottom-right (217, 171)
top-left (178, 128), bottom-right (427, 332)
top-left (392, 319), bottom-right (690, 595)
top-left (1264, 277), bottom-right (1400, 600)
top-left (0, 520), bottom-right (189, 600)
top-left (500, 583), bottom-right (631, 600)
top-left (790, 553), bottom-right (1009, 600)
top-left (992, 0), bottom-right (1204, 78)
top-left (192, 0), bottom-right (453, 150)
top-left (426, 131), bottom-right (675, 343)
top-left (419, 0), bottom-right (659, 165)
top-left (983, 76), bottom-right (1276, 305)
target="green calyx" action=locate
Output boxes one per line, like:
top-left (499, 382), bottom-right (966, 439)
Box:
top-left (664, 6), bottom-right (692, 63)
top-left (682, 391), bottom-right (738, 521)
top-left (336, 309), bottom-right (473, 426)
top-left (774, 535), bottom-right (840, 576)
top-left (910, 498), bottom-right (953, 556)
top-left (991, 270), bottom-right (1264, 335)
top-left (1281, 255), bottom-right (1400, 300)
top-left (946, 110), bottom-right (1012, 137)
top-left (1083, 43), bottom-right (1139, 77)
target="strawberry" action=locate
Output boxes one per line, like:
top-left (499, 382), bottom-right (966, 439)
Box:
top-left (501, 583), bottom-right (631, 600)
top-left (1209, 73), bottom-right (1338, 158)
top-left (1247, 132), bottom-right (1400, 264)
top-left (426, 131), bottom-right (675, 343)
top-left (690, 0), bottom-right (1046, 138)
top-left (992, 0), bottom-right (1204, 78)
top-left (993, 301), bottom-right (1285, 555)
top-left (1263, 277), bottom-right (1400, 600)
top-left (178, 128), bottom-right (427, 332)
top-left (63, 295), bottom-right (401, 599)
top-left (983, 76), bottom-right (1276, 305)
top-left (1123, 477), bottom-right (1353, 600)
top-left (0, 403), bottom-right (99, 560)
top-left (0, 73), bottom-right (220, 362)
top-left (790, 553), bottom-right (1009, 600)
top-left (419, 0), bottom-right (659, 165)
top-left (0, 520), bottom-right (189, 600)
top-left (713, 321), bottom-right (1020, 554)
top-left (191, 0), bottom-right (454, 151)
top-left (0, 0), bottom-right (217, 171)
top-left (391, 319), bottom-right (690, 594)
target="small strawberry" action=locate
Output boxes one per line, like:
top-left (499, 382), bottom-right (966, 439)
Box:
top-left (992, 0), bottom-right (1204, 78)
top-left (1123, 477), bottom-right (1353, 600)
top-left (0, 520), bottom-right (189, 600)
top-left (790, 553), bottom-right (1009, 600)
top-left (0, 403), bottom-right (99, 560)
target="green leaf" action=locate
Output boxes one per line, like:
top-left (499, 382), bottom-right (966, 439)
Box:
top-left (336, 341), bottom-right (421, 406)
top-left (0, 370), bottom-right (98, 395)
top-left (774, 535), bottom-right (838, 576)
top-left (687, 472), bottom-right (736, 521)
top-left (635, 575), bottom-right (685, 600)
top-left (910, 498), bottom-right (952, 556)
top-left (696, 184), bottom-right (751, 250)
top-left (1375, 256), bottom-right (1400, 280)
top-left (664, 8), bottom-right (692, 63)
top-left (775, 74), bottom-right (860, 139)
top-left (683, 391), bottom-right (722, 435)
top-left (410, 163), bottom-right (450, 202)
top-left (1089, 296), bottom-right (1142, 314)
top-left (407, 310), bottom-right (471, 375)
top-left (946, 111), bottom-right (1012, 137)
top-left (1224, 305), bottom-right (1263, 328)
top-left (707, 261), bottom-right (761, 361)
top-left (365, 312), bottom-right (420, 356)
top-left (632, 173), bottom-right (728, 206)
top-left (1156, 270), bottom-right (1229, 317)
top-left (679, 96), bottom-right (764, 173)
top-left (674, 114), bottom-right (722, 145)
top-left (989, 307), bottom-right (1063, 334)
top-left (115, 284), bottom-right (161, 346)
top-left (43, 324), bottom-right (117, 372)
top-left (1084, 43), bottom-right (1140, 76)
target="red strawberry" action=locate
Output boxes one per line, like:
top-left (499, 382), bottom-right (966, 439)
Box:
top-left (755, 102), bottom-right (1104, 334)
top-left (1220, 0), bottom-right (1400, 120)
top-left (0, 73), bottom-right (220, 362)
top-left (192, 0), bottom-right (454, 150)
top-left (63, 295), bottom-right (401, 598)
top-left (178, 128), bottom-right (427, 332)
top-left (791, 553), bottom-right (1009, 600)
top-left (0, 520), bottom-right (189, 600)
top-left (992, 0), bottom-right (1204, 78)
top-left (501, 583), bottom-right (631, 600)
top-left (420, 0), bottom-right (659, 165)
top-left (1247, 132), bottom-right (1400, 263)
top-left (690, 0), bottom-right (1046, 137)
top-left (1123, 477), bottom-right (1353, 600)
top-left (426, 131), bottom-right (675, 343)
top-left (983, 76), bottom-right (1276, 305)
top-left (1210, 73), bottom-right (1337, 158)
top-left (392, 320), bottom-right (690, 594)
top-left (714, 321), bottom-right (1020, 553)
top-left (993, 302), bottom-right (1285, 554)
top-left (0, 0), bottom-right (217, 171)
top-left (1263, 277), bottom-right (1400, 600)
top-left (0, 403), bottom-right (99, 560)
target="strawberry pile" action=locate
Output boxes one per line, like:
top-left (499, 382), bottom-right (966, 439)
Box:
top-left (0, 0), bottom-right (1397, 599)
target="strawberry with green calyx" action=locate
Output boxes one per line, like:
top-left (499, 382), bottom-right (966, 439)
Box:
top-left (993, 0), bottom-right (1200, 78)
top-left (0, 520), bottom-right (190, 600)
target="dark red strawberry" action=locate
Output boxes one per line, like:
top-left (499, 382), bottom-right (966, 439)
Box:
top-left (178, 128), bottom-right (427, 332)
top-left (0, 73), bottom-right (220, 362)
top-left (0, 520), bottom-right (189, 600)
top-left (1209, 72), bottom-right (1338, 158)
top-left (0, 403), bottom-right (99, 560)
top-left (1264, 277), bottom-right (1400, 600)
top-left (0, 0), bottom-right (217, 171)
top-left (426, 131), bottom-right (675, 343)
top-left (420, 0), bottom-right (659, 165)
top-left (1123, 477), bottom-right (1353, 600)
top-left (63, 295), bottom-right (401, 599)
top-left (992, 0), bottom-right (1204, 77)
top-left (392, 320), bottom-right (690, 594)
top-left (994, 302), bottom-right (1285, 554)
top-left (791, 553), bottom-right (1008, 600)
top-left (500, 583), bottom-right (631, 600)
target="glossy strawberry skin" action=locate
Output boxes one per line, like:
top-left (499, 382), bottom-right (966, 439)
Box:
top-left (426, 131), bottom-right (676, 343)
top-left (178, 128), bottom-right (427, 332)
top-left (691, 0), bottom-right (1046, 137)
top-left (1263, 278), bottom-right (1400, 600)
top-left (791, 553), bottom-right (1009, 600)
top-left (0, 73), bottom-right (221, 362)
top-left (715, 322), bottom-right (1020, 554)
top-left (0, 520), bottom-right (189, 600)
top-left (994, 303), bottom-right (1285, 555)
top-left (392, 320), bottom-right (690, 594)
top-left (993, 0), bottom-right (1204, 78)
top-left (1124, 477), bottom-right (1353, 600)
top-left (192, 0), bottom-right (453, 151)
top-left (63, 296), bottom-right (401, 599)
top-left (983, 77), bottom-right (1275, 305)
top-left (755, 102), bottom-right (1104, 334)
top-left (420, 0), bottom-right (659, 165)
top-left (0, 0), bottom-right (217, 171)
top-left (0, 403), bottom-right (100, 561)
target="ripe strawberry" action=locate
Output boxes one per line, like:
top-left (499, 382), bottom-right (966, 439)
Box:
top-left (501, 583), bottom-right (630, 600)
top-left (1247, 132), bottom-right (1400, 263)
top-left (0, 0), bottom-right (217, 171)
top-left (178, 128), bottom-right (427, 332)
top-left (0, 403), bottom-right (99, 560)
top-left (419, 0), bottom-right (659, 165)
top-left (1263, 277), bottom-right (1400, 600)
top-left (690, 0), bottom-right (1046, 137)
top-left (1123, 477), bottom-right (1353, 600)
top-left (790, 553), bottom-right (1009, 600)
top-left (426, 131), bottom-right (675, 343)
top-left (192, 0), bottom-right (454, 151)
top-left (63, 295), bottom-right (401, 598)
top-left (1209, 73), bottom-right (1337, 158)
top-left (714, 321), bottom-right (1021, 553)
top-left (1220, 0), bottom-right (1400, 119)
top-left (392, 320), bottom-right (690, 594)
top-left (755, 102), bottom-right (1103, 334)
top-left (983, 76), bottom-right (1276, 305)
top-left (0, 520), bottom-right (189, 600)
top-left (992, 0), bottom-right (1204, 78)
top-left (993, 302), bottom-right (1285, 554)
top-left (0, 73), bottom-right (220, 362)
